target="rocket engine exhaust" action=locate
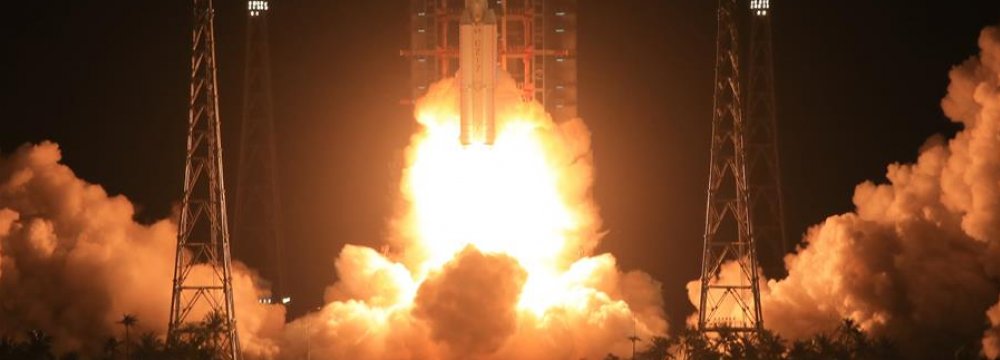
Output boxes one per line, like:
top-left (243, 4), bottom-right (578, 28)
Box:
top-left (458, 0), bottom-right (498, 146)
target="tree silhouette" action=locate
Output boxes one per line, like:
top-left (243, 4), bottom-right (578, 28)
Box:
top-left (786, 319), bottom-right (901, 360)
top-left (134, 332), bottom-right (168, 360)
top-left (163, 311), bottom-right (234, 359)
top-left (202, 310), bottom-right (228, 355)
top-left (102, 337), bottom-right (120, 360)
top-left (667, 328), bottom-right (720, 360)
top-left (0, 310), bottom-right (239, 359)
top-left (118, 314), bottom-right (138, 359)
top-left (0, 316), bottom-right (918, 359)
top-left (636, 336), bottom-right (671, 360)
top-left (648, 319), bottom-right (907, 360)
top-left (0, 335), bottom-right (18, 358)
top-left (25, 330), bottom-right (55, 360)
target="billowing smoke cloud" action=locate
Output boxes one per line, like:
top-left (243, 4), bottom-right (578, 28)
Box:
top-left (0, 142), bottom-right (284, 357)
top-left (279, 73), bottom-right (667, 359)
top-left (689, 26), bottom-right (1000, 359)
top-left (986, 296), bottom-right (1000, 358)
top-left (414, 246), bottom-right (527, 358)
top-left (1, 70), bottom-right (667, 358)
top-left (283, 245), bottom-right (666, 360)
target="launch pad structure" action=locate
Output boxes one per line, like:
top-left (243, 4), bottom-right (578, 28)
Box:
top-left (745, 0), bottom-right (787, 280)
top-left (234, 0), bottom-right (288, 307)
top-left (169, 0), bottom-right (284, 357)
top-left (160, 0), bottom-right (785, 355)
top-left (405, 0), bottom-right (578, 124)
top-left (406, 0), bottom-right (788, 337)
top-left (168, 0), bottom-right (242, 358)
top-left (697, 0), bottom-right (785, 334)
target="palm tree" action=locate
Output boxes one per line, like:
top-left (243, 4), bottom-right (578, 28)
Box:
top-left (0, 335), bottom-right (18, 358)
top-left (202, 311), bottom-right (230, 355)
top-left (25, 329), bottom-right (55, 360)
top-left (118, 314), bottom-right (138, 359)
top-left (103, 337), bottom-right (121, 360)
top-left (134, 332), bottom-right (166, 359)
top-left (636, 336), bottom-right (670, 360)
top-left (667, 328), bottom-right (721, 360)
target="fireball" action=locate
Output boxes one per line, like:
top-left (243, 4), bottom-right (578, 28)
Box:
top-left (286, 75), bottom-right (667, 360)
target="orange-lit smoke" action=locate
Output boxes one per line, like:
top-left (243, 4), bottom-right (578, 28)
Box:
top-left (281, 74), bottom-right (667, 359)
top-left (0, 72), bottom-right (667, 359)
top-left (0, 142), bottom-right (284, 357)
top-left (688, 26), bottom-right (1000, 359)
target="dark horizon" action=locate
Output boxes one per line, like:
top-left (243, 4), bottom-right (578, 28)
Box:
top-left (4, 0), bottom-right (1000, 344)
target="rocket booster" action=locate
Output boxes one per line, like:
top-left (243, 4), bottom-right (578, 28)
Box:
top-left (458, 0), bottom-right (498, 146)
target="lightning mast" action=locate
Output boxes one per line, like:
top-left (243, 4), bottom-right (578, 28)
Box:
top-left (697, 0), bottom-right (763, 333)
top-left (235, 0), bottom-right (287, 305)
top-left (168, 0), bottom-right (242, 358)
top-left (745, 0), bottom-right (787, 278)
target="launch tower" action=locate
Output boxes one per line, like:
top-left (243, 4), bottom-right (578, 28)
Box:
top-left (697, 0), bottom-right (766, 333)
top-left (234, 0), bottom-right (288, 305)
top-left (168, 0), bottom-right (242, 357)
top-left (745, 0), bottom-right (787, 278)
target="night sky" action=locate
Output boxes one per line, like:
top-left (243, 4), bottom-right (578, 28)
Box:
top-left (4, 0), bottom-right (999, 327)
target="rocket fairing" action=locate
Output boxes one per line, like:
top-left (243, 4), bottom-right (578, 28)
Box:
top-left (458, 0), bottom-right (498, 146)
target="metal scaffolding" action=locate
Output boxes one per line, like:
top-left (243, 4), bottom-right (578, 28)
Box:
top-left (745, 0), bottom-right (787, 279)
top-left (168, 0), bottom-right (242, 357)
top-left (405, 0), bottom-right (577, 122)
top-left (697, 0), bottom-right (764, 334)
top-left (234, 0), bottom-right (287, 306)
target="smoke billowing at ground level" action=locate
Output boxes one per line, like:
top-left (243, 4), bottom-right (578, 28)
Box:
top-left (279, 73), bottom-right (667, 359)
top-left (0, 142), bottom-right (285, 357)
top-left (5, 11), bottom-right (1000, 359)
top-left (0, 72), bottom-right (667, 358)
top-left (689, 26), bottom-right (1000, 359)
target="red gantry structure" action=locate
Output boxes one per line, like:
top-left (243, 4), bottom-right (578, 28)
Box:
top-left (405, 0), bottom-right (578, 123)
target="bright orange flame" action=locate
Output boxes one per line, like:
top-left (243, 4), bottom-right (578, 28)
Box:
top-left (295, 76), bottom-right (667, 359)
top-left (401, 77), bottom-right (599, 315)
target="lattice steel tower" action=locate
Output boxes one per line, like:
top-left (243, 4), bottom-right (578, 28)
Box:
top-left (697, 0), bottom-right (763, 333)
top-left (745, 0), bottom-right (787, 278)
top-left (235, 0), bottom-right (287, 305)
top-left (168, 0), bottom-right (242, 358)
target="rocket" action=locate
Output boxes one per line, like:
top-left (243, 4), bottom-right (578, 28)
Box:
top-left (458, 0), bottom-right (498, 146)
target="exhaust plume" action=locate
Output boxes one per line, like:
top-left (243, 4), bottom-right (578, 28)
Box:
top-left (413, 246), bottom-right (527, 358)
top-left (0, 70), bottom-right (668, 359)
top-left (279, 73), bottom-right (668, 359)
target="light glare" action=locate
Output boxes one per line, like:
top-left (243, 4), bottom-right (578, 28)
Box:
top-left (248, 0), bottom-right (269, 16)
top-left (751, 0), bottom-right (770, 16)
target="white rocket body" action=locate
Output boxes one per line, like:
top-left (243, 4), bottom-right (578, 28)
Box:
top-left (458, 0), bottom-right (498, 146)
